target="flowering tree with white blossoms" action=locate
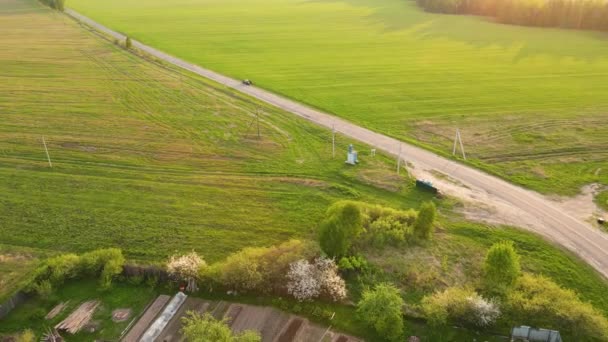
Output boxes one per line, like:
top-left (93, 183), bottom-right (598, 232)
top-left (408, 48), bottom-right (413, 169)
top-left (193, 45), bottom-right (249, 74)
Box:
top-left (286, 259), bottom-right (320, 301)
top-left (167, 252), bottom-right (206, 292)
top-left (467, 295), bottom-right (500, 327)
top-left (286, 257), bottom-right (346, 302)
top-left (314, 257), bottom-right (347, 301)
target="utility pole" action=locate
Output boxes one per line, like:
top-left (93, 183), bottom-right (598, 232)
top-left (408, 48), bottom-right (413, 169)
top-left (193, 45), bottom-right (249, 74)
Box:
top-left (42, 136), bottom-right (52, 168)
top-left (332, 124), bottom-right (336, 159)
top-left (453, 128), bottom-right (466, 160)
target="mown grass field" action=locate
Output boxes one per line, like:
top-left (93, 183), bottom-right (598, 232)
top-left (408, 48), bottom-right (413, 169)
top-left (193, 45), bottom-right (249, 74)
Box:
top-left (0, 0), bottom-right (424, 267)
top-left (67, 0), bottom-right (608, 196)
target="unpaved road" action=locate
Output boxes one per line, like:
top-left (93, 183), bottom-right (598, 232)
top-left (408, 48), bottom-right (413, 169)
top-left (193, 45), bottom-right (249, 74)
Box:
top-left (67, 10), bottom-right (608, 279)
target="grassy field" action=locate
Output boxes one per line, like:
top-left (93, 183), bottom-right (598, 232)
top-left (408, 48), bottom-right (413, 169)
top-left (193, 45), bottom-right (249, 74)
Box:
top-left (0, 0), bottom-right (426, 265)
top-left (66, 0), bottom-right (608, 196)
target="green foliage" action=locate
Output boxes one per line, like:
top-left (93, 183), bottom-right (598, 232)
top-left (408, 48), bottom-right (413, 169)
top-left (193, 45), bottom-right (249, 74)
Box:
top-left (319, 201), bottom-right (363, 258)
top-left (208, 240), bottom-right (318, 293)
top-left (483, 241), bottom-right (520, 295)
top-left (413, 201), bottom-right (436, 241)
top-left (506, 274), bottom-right (608, 340)
top-left (181, 311), bottom-right (261, 342)
top-left (26, 248), bottom-right (125, 294)
top-left (33, 280), bottom-right (53, 297)
top-left (338, 255), bottom-right (368, 273)
top-left (421, 287), bottom-right (499, 328)
top-left (596, 191), bottom-right (608, 211)
top-left (357, 283), bottom-right (404, 341)
top-left (15, 329), bottom-right (35, 342)
top-left (125, 37), bottom-right (132, 49)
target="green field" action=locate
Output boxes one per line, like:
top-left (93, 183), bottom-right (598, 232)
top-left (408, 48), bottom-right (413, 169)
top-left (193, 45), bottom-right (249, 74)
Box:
top-left (2, 1), bottom-right (608, 340)
top-left (0, 0), bottom-right (425, 266)
top-left (66, 0), bottom-right (608, 196)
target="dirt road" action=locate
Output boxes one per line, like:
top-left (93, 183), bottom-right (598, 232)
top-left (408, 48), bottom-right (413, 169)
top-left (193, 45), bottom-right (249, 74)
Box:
top-left (67, 9), bottom-right (608, 279)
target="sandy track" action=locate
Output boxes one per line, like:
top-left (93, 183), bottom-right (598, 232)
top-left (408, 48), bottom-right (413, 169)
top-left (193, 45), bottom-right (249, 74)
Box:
top-left (66, 9), bottom-right (608, 279)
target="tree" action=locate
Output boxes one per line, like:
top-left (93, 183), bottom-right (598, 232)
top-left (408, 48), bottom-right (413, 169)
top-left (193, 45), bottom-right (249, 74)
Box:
top-left (319, 201), bottom-right (363, 257)
top-left (125, 37), bottom-right (132, 49)
top-left (286, 257), bottom-right (347, 302)
top-left (167, 252), bottom-right (206, 292)
top-left (483, 241), bottom-right (520, 294)
top-left (413, 201), bottom-right (436, 240)
top-left (181, 311), bottom-right (261, 342)
top-left (357, 283), bottom-right (404, 341)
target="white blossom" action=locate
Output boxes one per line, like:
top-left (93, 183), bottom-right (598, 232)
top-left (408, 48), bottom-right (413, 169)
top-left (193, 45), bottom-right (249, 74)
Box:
top-left (466, 295), bottom-right (500, 327)
top-left (286, 257), bottom-right (347, 302)
top-left (287, 259), bottom-right (320, 301)
top-left (167, 252), bottom-right (205, 292)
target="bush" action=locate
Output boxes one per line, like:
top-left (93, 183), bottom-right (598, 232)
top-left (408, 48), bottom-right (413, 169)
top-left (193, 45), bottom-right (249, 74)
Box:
top-left (181, 311), bottom-right (261, 342)
top-left (26, 248), bottom-right (126, 294)
top-left (506, 274), bottom-right (608, 340)
top-left (319, 201), bottom-right (363, 257)
top-left (33, 280), bottom-right (53, 297)
top-left (286, 257), bottom-right (346, 302)
top-left (210, 240), bottom-right (318, 294)
top-left (413, 201), bottom-right (436, 241)
top-left (125, 37), bottom-right (132, 49)
top-left (357, 283), bottom-right (404, 341)
top-left (421, 287), bottom-right (500, 327)
top-left (15, 329), bottom-right (35, 342)
top-left (483, 241), bottom-right (520, 295)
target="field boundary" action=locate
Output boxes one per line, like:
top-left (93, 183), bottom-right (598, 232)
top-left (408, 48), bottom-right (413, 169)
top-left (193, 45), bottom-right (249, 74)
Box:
top-left (62, 8), bottom-right (608, 280)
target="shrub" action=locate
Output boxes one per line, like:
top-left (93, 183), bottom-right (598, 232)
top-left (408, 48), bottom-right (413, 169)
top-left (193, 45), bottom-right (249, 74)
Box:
top-left (26, 248), bottom-right (125, 294)
top-left (413, 201), bottom-right (436, 240)
top-left (506, 274), bottom-right (608, 340)
top-left (125, 37), bottom-right (132, 49)
top-left (209, 240), bottom-right (318, 294)
top-left (338, 255), bottom-right (368, 273)
top-left (286, 258), bottom-right (346, 302)
top-left (319, 201), bottom-right (363, 257)
top-left (357, 283), bottom-right (404, 341)
top-left (33, 280), bottom-right (53, 297)
top-left (421, 287), bottom-right (500, 327)
top-left (15, 329), bottom-right (35, 342)
top-left (483, 241), bottom-right (520, 295)
top-left (181, 311), bottom-right (261, 342)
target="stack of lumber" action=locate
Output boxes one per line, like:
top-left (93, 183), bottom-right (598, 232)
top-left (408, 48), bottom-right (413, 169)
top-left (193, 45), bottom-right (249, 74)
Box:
top-left (55, 300), bottom-right (100, 334)
top-left (46, 301), bottom-right (69, 320)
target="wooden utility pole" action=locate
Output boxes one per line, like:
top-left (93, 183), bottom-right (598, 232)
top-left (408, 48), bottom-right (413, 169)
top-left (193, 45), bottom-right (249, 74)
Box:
top-left (453, 128), bottom-right (466, 160)
top-left (42, 136), bottom-right (52, 167)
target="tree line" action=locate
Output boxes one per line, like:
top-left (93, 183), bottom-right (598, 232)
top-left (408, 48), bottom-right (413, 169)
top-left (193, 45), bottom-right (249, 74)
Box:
top-left (415, 0), bottom-right (608, 31)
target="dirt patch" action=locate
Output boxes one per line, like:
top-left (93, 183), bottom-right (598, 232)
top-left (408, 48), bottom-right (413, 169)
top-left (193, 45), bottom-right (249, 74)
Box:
top-left (112, 308), bottom-right (132, 322)
top-left (122, 295), bottom-right (170, 342)
top-left (548, 184), bottom-right (605, 224)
